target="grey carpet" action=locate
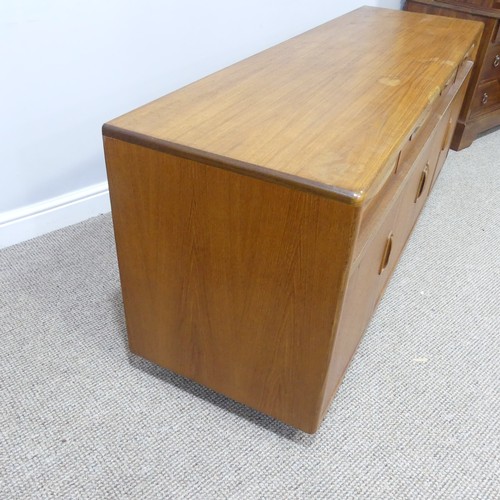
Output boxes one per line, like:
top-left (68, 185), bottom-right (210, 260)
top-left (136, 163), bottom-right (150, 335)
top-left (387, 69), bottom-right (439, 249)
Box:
top-left (1, 129), bottom-right (499, 499)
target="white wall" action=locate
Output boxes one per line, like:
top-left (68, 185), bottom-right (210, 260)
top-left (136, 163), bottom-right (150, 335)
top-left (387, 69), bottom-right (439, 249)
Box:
top-left (0, 0), bottom-right (400, 248)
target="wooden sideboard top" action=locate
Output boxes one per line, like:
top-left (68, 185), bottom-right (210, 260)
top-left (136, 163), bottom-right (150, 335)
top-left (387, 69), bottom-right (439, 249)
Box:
top-left (103, 7), bottom-right (482, 205)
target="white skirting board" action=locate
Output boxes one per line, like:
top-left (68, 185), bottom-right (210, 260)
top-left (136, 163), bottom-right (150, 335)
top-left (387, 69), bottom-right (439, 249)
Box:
top-left (0, 182), bottom-right (111, 249)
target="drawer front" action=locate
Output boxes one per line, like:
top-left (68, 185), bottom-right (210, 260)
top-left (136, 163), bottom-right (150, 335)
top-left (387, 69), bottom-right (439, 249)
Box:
top-left (333, 204), bottom-right (399, 389)
top-left (441, 0), bottom-right (500, 8)
top-left (390, 58), bottom-right (469, 178)
top-left (337, 123), bottom-right (444, 379)
top-left (432, 72), bottom-right (468, 187)
top-left (480, 42), bottom-right (500, 81)
top-left (471, 79), bottom-right (500, 116)
top-left (438, 0), bottom-right (495, 8)
top-left (430, 107), bottom-right (454, 188)
top-left (334, 140), bottom-right (437, 386)
top-left (354, 60), bottom-right (473, 259)
top-left (391, 140), bottom-right (438, 260)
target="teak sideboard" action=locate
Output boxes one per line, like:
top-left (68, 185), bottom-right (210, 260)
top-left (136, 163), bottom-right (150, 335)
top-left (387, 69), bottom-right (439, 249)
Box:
top-left (103, 7), bottom-right (482, 433)
top-left (405, 0), bottom-right (500, 149)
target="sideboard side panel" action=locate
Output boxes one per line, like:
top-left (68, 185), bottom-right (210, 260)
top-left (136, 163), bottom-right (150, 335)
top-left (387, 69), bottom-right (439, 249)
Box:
top-left (104, 138), bottom-right (359, 433)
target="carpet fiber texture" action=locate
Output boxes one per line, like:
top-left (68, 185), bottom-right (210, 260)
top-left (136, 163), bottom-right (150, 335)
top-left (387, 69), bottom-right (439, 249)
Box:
top-left (1, 129), bottom-right (499, 499)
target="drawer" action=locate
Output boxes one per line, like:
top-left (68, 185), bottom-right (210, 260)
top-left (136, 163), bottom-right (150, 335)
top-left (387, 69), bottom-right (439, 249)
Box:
top-left (480, 42), bottom-right (500, 81)
top-left (391, 140), bottom-right (437, 260)
top-left (431, 68), bottom-right (468, 188)
top-left (427, 108), bottom-right (452, 190)
top-left (471, 79), bottom-right (500, 116)
top-left (443, 0), bottom-right (497, 5)
top-left (335, 202), bottom-right (400, 386)
top-left (437, 1), bottom-right (492, 8)
top-left (440, 0), bottom-right (500, 8)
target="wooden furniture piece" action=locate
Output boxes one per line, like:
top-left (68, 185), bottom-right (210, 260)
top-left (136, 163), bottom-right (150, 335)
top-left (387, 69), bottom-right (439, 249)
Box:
top-left (405, 0), bottom-right (500, 149)
top-left (103, 7), bottom-right (481, 433)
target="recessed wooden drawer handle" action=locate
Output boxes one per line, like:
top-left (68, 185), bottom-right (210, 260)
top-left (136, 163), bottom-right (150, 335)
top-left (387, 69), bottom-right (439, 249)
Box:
top-left (481, 93), bottom-right (489, 105)
top-left (494, 55), bottom-right (500, 68)
top-left (379, 233), bottom-right (393, 275)
top-left (415, 164), bottom-right (429, 203)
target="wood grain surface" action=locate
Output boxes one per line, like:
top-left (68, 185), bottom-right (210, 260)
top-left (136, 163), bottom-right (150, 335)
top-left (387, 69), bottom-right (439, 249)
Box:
top-left (425, 0), bottom-right (500, 18)
top-left (105, 137), bottom-right (360, 432)
top-left (104, 6), bottom-right (482, 205)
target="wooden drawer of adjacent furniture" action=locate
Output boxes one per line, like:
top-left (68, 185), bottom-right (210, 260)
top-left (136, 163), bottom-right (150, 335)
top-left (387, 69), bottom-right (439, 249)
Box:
top-left (471, 78), bottom-right (500, 116)
top-left (495, 20), bottom-right (500, 43)
top-left (439, 1), bottom-right (500, 9)
top-left (479, 42), bottom-right (500, 81)
top-left (391, 139), bottom-right (438, 259)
